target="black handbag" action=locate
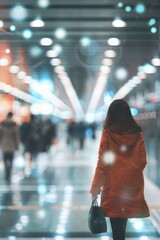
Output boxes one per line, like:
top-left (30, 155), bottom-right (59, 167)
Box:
top-left (88, 199), bottom-right (107, 234)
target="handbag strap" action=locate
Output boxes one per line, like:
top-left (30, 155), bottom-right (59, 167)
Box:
top-left (92, 199), bottom-right (98, 206)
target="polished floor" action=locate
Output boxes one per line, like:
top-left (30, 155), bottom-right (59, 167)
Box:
top-left (0, 128), bottom-right (160, 239)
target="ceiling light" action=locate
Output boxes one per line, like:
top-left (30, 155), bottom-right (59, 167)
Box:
top-left (54, 28), bottom-right (67, 39)
top-left (137, 72), bottom-right (146, 79)
top-left (0, 20), bottom-right (4, 28)
top-left (143, 64), bottom-right (156, 74)
top-left (104, 50), bottom-right (117, 58)
top-left (80, 37), bottom-right (91, 47)
top-left (37, 0), bottom-right (50, 8)
top-left (29, 46), bottom-right (43, 57)
top-left (148, 18), bottom-right (156, 26)
top-left (10, 25), bottom-right (16, 31)
top-left (46, 50), bottom-right (58, 58)
top-left (0, 58), bottom-right (9, 66)
top-left (102, 58), bottom-right (113, 66)
top-left (17, 71), bottom-right (26, 79)
top-left (151, 27), bottom-right (157, 33)
top-left (52, 44), bottom-right (62, 54)
top-left (115, 67), bottom-right (128, 80)
top-left (112, 18), bottom-right (126, 28)
top-left (10, 5), bottom-right (28, 21)
top-left (125, 6), bottom-right (132, 12)
top-left (9, 65), bottom-right (19, 74)
top-left (151, 58), bottom-right (160, 66)
top-left (50, 58), bottom-right (62, 66)
top-left (54, 66), bottom-right (65, 74)
top-left (107, 38), bottom-right (121, 46)
top-left (135, 4), bottom-right (145, 14)
top-left (5, 49), bottom-right (10, 54)
top-left (40, 37), bottom-right (53, 46)
top-left (30, 18), bottom-right (45, 27)
top-left (100, 65), bottom-right (110, 74)
top-left (117, 2), bottom-right (123, 8)
top-left (22, 29), bottom-right (32, 39)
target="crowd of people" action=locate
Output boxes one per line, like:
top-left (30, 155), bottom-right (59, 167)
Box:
top-left (0, 112), bottom-right (97, 183)
top-left (0, 112), bottom-right (57, 182)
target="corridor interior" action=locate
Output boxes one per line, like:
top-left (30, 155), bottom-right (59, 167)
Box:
top-left (0, 126), bottom-right (160, 240)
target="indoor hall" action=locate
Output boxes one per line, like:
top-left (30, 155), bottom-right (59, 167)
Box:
top-left (0, 128), bottom-right (160, 239)
top-left (0, 0), bottom-right (160, 239)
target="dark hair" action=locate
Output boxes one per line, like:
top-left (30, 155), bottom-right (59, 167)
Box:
top-left (7, 112), bottom-right (13, 118)
top-left (103, 99), bottom-right (141, 131)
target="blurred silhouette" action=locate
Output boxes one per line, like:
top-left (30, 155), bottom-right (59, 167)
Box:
top-left (20, 114), bottom-right (41, 176)
top-left (0, 112), bottom-right (20, 182)
top-left (66, 120), bottom-right (77, 151)
top-left (76, 121), bottom-right (86, 150)
top-left (40, 118), bottom-right (57, 153)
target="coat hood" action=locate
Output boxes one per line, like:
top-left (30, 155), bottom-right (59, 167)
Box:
top-left (106, 124), bottom-right (141, 147)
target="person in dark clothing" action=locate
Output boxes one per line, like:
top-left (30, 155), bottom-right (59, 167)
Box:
top-left (40, 118), bottom-right (57, 152)
top-left (76, 121), bottom-right (86, 149)
top-left (0, 112), bottom-right (20, 182)
top-left (20, 114), bottom-right (41, 175)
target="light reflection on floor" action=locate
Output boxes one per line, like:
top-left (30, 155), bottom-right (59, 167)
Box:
top-left (0, 131), bottom-right (160, 239)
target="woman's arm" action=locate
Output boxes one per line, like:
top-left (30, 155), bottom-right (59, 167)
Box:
top-left (90, 129), bottom-right (109, 196)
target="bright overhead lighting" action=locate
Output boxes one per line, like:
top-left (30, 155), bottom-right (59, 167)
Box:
top-left (53, 44), bottom-right (62, 54)
top-left (151, 27), bottom-right (157, 33)
top-left (54, 28), bottom-right (67, 39)
top-left (5, 49), bottom-right (10, 54)
top-left (46, 50), bottom-right (58, 58)
top-left (37, 0), bottom-right (50, 8)
top-left (17, 71), bottom-right (26, 79)
top-left (80, 37), bottom-right (91, 47)
top-left (117, 2), bottom-right (123, 8)
top-left (125, 6), bottom-right (132, 12)
top-left (143, 64), bottom-right (156, 74)
top-left (10, 25), bottom-right (16, 31)
top-left (100, 65), bottom-right (110, 74)
top-left (104, 50), bottom-right (117, 58)
top-left (29, 46), bottom-right (43, 57)
top-left (9, 65), bottom-right (19, 74)
top-left (30, 18), bottom-right (45, 27)
top-left (54, 66), bottom-right (65, 74)
top-left (0, 58), bottom-right (9, 66)
top-left (135, 4), bottom-right (145, 14)
top-left (50, 58), bottom-right (62, 66)
top-left (151, 57), bottom-right (160, 66)
top-left (112, 18), bottom-right (126, 28)
top-left (137, 71), bottom-right (146, 79)
top-left (22, 29), bottom-right (32, 39)
top-left (0, 20), bottom-right (4, 28)
top-left (148, 18), bottom-right (156, 26)
top-left (40, 37), bottom-right (53, 46)
top-left (10, 5), bottom-right (28, 21)
top-left (115, 67), bottom-right (128, 80)
top-left (102, 58), bottom-right (113, 66)
top-left (107, 38), bottom-right (121, 46)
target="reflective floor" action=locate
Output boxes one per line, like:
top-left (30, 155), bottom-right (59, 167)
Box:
top-left (0, 129), bottom-right (160, 239)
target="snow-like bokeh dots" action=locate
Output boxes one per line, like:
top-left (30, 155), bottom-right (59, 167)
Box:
top-left (120, 144), bottom-right (128, 152)
top-left (103, 151), bottom-right (116, 165)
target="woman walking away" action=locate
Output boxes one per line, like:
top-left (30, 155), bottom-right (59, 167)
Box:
top-left (90, 99), bottom-right (150, 240)
top-left (0, 112), bottom-right (20, 183)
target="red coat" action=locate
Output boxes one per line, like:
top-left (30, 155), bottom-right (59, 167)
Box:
top-left (90, 125), bottom-right (150, 218)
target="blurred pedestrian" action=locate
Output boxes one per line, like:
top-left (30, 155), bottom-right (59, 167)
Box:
top-left (20, 114), bottom-right (41, 175)
top-left (40, 118), bottom-right (57, 152)
top-left (0, 112), bottom-right (20, 182)
top-left (90, 99), bottom-right (150, 240)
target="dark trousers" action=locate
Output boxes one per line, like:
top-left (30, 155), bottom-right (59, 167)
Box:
top-left (3, 152), bottom-right (14, 181)
top-left (109, 218), bottom-right (128, 240)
